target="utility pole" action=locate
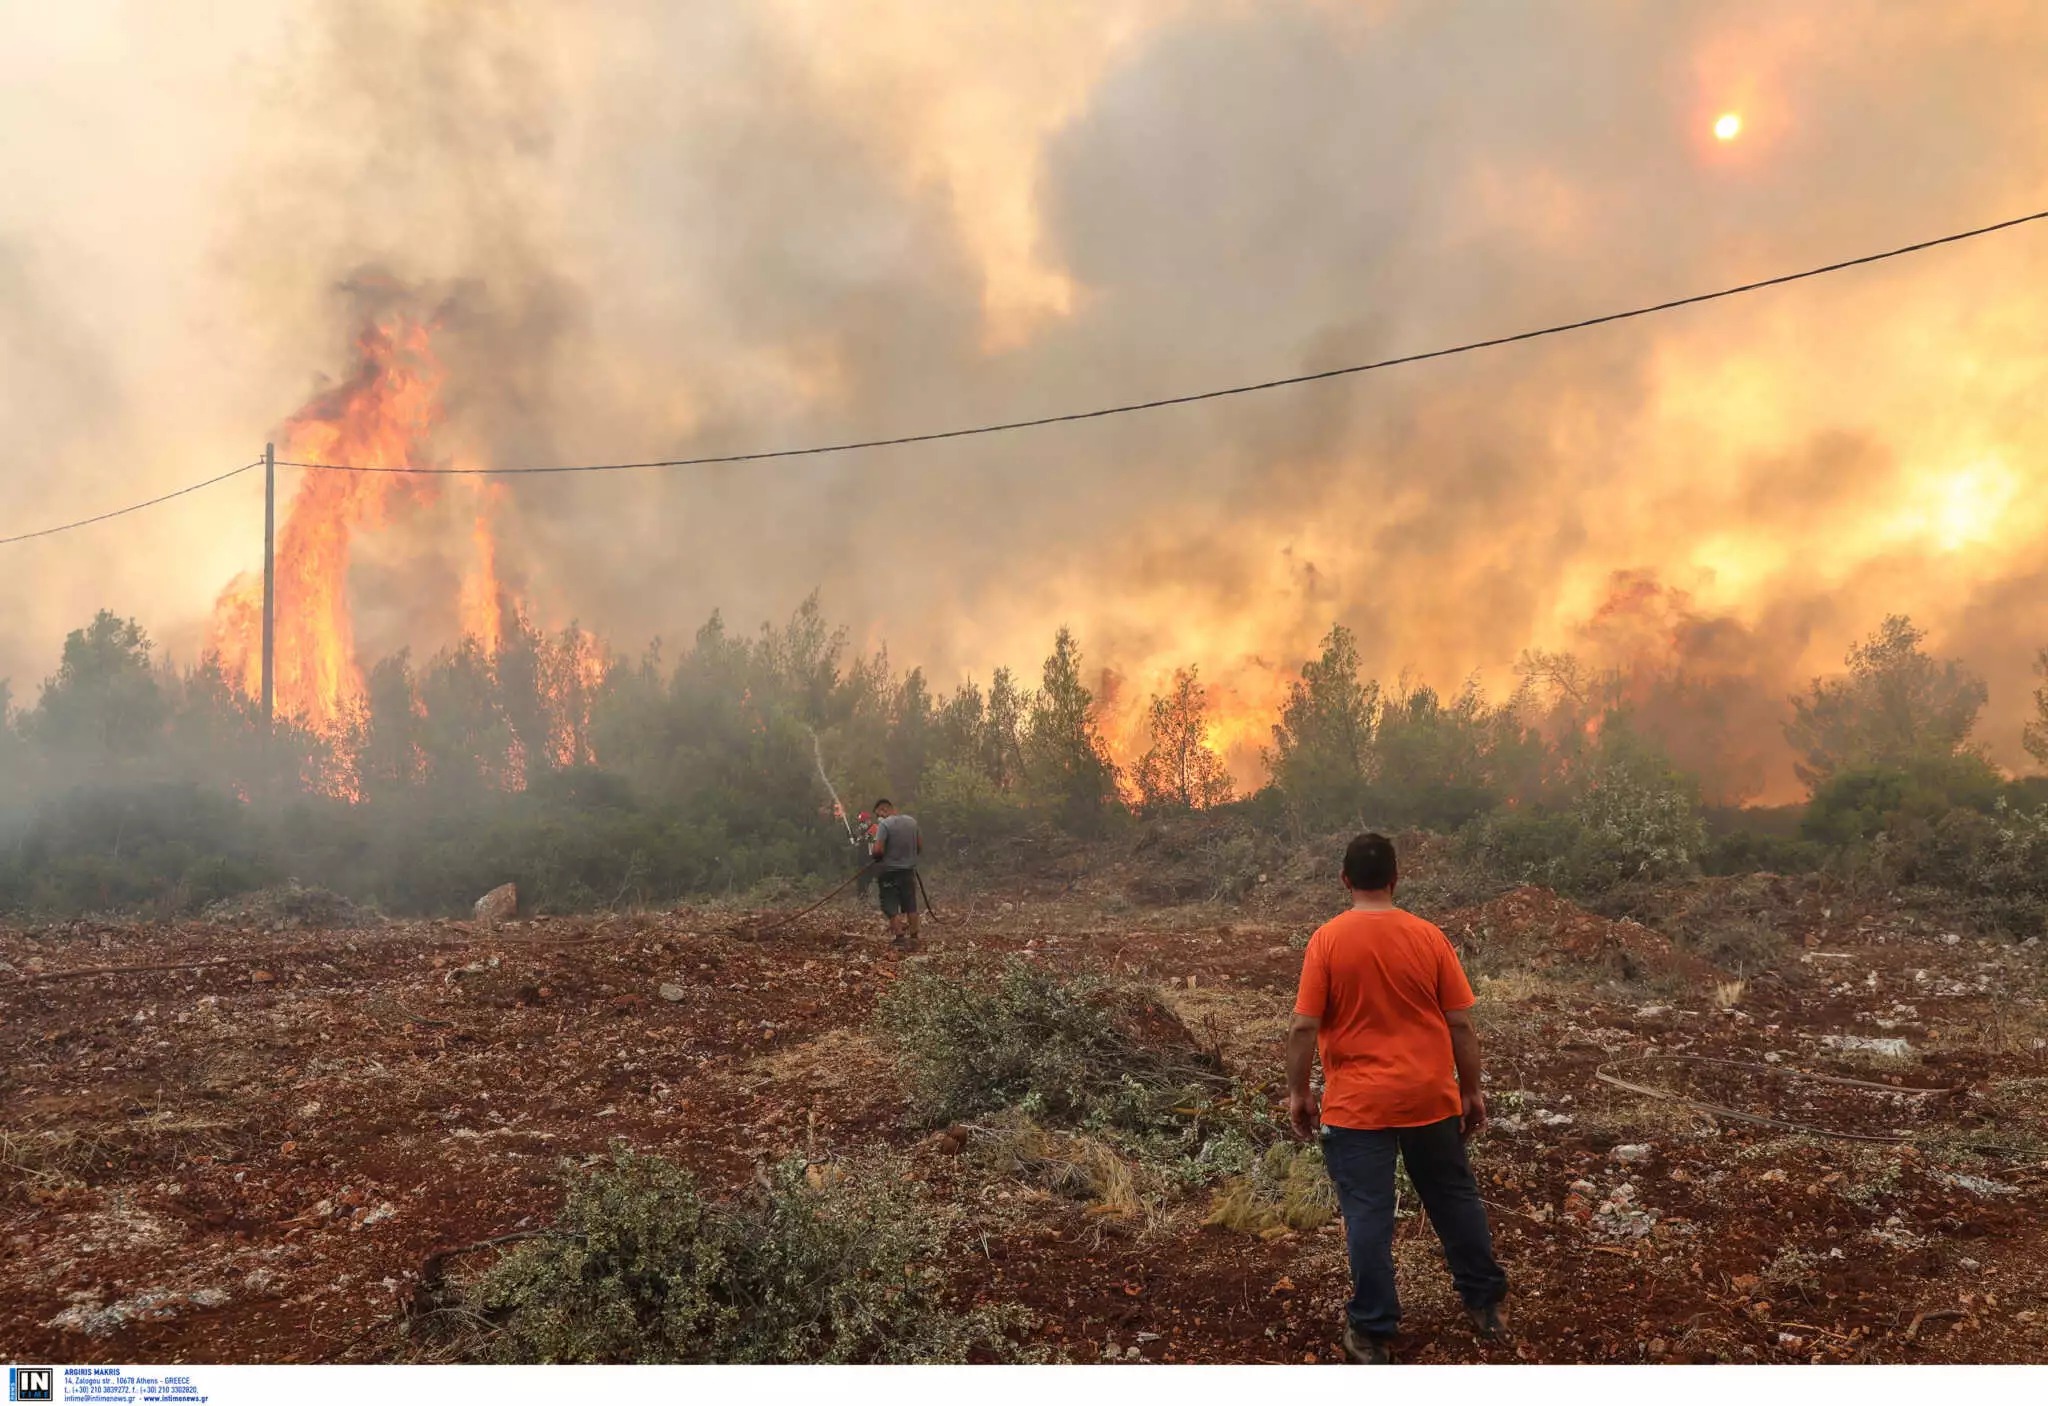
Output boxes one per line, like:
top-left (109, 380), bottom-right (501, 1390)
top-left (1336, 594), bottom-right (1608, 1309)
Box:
top-left (261, 442), bottom-right (276, 729)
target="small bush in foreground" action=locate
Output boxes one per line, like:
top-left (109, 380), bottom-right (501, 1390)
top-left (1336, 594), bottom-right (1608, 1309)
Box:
top-left (462, 1147), bottom-right (1021, 1363)
top-left (877, 957), bottom-right (1224, 1130)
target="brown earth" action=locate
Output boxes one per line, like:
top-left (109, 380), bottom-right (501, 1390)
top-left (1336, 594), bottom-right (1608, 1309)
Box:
top-left (2, 877), bottom-right (2045, 1365)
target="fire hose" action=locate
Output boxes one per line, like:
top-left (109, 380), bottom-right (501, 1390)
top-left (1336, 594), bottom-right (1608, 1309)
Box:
top-left (1592, 1053), bottom-right (2038, 1158)
top-left (752, 861), bottom-right (947, 936)
top-left (751, 861), bottom-right (879, 936)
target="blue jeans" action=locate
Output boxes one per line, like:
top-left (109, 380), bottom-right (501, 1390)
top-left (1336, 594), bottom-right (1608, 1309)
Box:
top-left (1321, 1116), bottom-right (1507, 1337)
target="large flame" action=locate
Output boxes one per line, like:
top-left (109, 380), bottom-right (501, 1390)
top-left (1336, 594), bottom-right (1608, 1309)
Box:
top-left (208, 315), bottom-right (443, 739)
top-left (206, 313), bottom-right (604, 795)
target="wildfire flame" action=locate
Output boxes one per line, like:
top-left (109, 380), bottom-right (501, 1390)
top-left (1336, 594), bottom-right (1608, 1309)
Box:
top-left (209, 315), bottom-right (443, 739)
top-left (206, 311), bottom-right (605, 795)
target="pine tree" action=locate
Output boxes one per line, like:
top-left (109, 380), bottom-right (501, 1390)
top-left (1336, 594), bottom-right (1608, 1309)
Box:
top-left (1265, 624), bottom-right (1377, 827)
top-left (1022, 627), bottom-right (1118, 830)
top-left (1134, 667), bottom-right (1234, 810)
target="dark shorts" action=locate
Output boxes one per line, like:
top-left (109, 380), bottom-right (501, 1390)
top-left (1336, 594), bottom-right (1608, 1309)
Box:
top-left (877, 868), bottom-right (918, 917)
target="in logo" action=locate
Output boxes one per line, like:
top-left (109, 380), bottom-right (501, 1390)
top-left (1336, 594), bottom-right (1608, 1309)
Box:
top-left (8, 1369), bottom-right (52, 1404)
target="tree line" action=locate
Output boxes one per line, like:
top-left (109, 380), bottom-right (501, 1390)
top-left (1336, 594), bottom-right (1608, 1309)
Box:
top-left (3, 596), bottom-right (2046, 924)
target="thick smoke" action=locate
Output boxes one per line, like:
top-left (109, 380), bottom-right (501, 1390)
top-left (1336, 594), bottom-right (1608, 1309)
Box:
top-left (5, 0), bottom-right (2048, 798)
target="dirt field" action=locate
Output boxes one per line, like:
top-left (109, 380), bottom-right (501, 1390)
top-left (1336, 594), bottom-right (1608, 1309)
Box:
top-left (4, 873), bottom-right (2046, 1364)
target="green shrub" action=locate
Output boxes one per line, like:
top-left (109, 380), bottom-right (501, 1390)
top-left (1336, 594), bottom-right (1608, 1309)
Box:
top-left (1700, 829), bottom-right (1824, 877)
top-left (1800, 755), bottom-right (2002, 849)
top-left (877, 957), bottom-right (1225, 1131)
top-left (1462, 730), bottom-right (1704, 898)
top-left (1881, 797), bottom-right (2048, 934)
top-left (464, 1147), bottom-right (1022, 1363)
top-left (1574, 742), bottom-right (1706, 885)
top-left (918, 759), bottom-right (1031, 856)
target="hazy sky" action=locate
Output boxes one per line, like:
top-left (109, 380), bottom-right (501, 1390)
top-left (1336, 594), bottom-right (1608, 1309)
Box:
top-left (5, 0), bottom-right (2048, 795)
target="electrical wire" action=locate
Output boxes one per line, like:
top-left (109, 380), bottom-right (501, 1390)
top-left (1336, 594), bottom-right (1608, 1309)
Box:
top-left (0, 459), bottom-right (263, 546)
top-left (275, 207), bottom-right (2048, 477)
top-left (8, 206), bottom-right (2047, 540)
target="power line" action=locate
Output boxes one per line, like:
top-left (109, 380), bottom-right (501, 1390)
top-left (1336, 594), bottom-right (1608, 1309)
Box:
top-left (6, 205), bottom-right (2045, 544)
top-left (276, 207), bottom-right (2048, 476)
top-left (0, 460), bottom-right (263, 546)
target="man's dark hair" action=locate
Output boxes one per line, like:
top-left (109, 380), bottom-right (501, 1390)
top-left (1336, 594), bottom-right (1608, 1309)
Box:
top-left (873, 799), bottom-right (893, 811)
top-left (1342, 832), bottom-right (1398, 891)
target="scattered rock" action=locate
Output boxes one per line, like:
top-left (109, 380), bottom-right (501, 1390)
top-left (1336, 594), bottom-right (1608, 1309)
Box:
top-left (1611, 1144), bottom-right (1653, 1165)
top-left (474, 883), bottom-right (519, 926)
top-left (1821, 1035), bottom-right (1911, 1058)
top-left (658, 983), bottom-right (686, 1002)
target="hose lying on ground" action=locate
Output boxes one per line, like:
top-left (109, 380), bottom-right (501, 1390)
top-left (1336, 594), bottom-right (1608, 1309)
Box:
top-left (1592, 1053), bottom-right (2039, 1158)
top-left (750, 863), bottom-right (879, 936)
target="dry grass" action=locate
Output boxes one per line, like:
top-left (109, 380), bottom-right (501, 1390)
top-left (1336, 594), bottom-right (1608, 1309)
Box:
top-left (0, 1127), bottom-right (104, 1200)
top-left (1980, 996), bottom-right (2048, 1059)
top-left (969, 1115), bottom-right (1145, 1221)
top-left (1203, 1142), bottom-right (1338, 1238)
top-left (0, 1109), bottom-right (237, 1203)
top-left (1577, 1094), bottom-right (1719, 1142)
top-left (1156, 985), bottom-right (1280, 1072)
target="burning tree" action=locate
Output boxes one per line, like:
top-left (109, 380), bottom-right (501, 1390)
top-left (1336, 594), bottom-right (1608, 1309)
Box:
top-left (1133, 666), bottom-right (1233, 811)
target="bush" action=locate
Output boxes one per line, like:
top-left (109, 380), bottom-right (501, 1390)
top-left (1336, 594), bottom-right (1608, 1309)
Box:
top-left (918, 759), bottom-right (1031, 857)
top-left (1573, 741), bottom-right (1706, 885)
top-left (1462, 729), bottom-right (1705, 899)
top-left (1881, 797), bottom-right (2048, 934)
top-left (876, 957), bottom-right (1224, 1131)
top-left (1700, 828), bottom-right (1825, 877)
top-left (463, 1147), bottom-right (1022, 1363)
top-left (1800, 754), bottom-right (2003, 849)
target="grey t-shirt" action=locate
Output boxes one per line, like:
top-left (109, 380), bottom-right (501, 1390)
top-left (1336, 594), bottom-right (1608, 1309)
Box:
top-left (874, 813), bottom-right (920, 870)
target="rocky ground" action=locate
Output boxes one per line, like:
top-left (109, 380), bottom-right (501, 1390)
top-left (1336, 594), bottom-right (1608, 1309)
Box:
top-left (2, 868), bottom-right (2045, 1365)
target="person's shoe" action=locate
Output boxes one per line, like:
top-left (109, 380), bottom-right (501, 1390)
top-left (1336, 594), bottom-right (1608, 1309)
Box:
top-left (1465, 1303), bottom-right (1508, 1342)
top-left (1342, 1324), bottom-right (1394, 1364)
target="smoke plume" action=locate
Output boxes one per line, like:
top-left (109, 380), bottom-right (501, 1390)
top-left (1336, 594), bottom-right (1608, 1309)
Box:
top-left (5, 0), bottom-right (2048, 800)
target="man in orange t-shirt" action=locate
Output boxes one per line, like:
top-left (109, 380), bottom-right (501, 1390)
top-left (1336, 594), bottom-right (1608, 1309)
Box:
top-left (1288, 832), bottom-right (1507, 1363)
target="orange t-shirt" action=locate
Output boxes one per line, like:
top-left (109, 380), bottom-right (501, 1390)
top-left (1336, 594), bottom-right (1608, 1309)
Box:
top-left (1293, 907), bottom-right (1476, 1130)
